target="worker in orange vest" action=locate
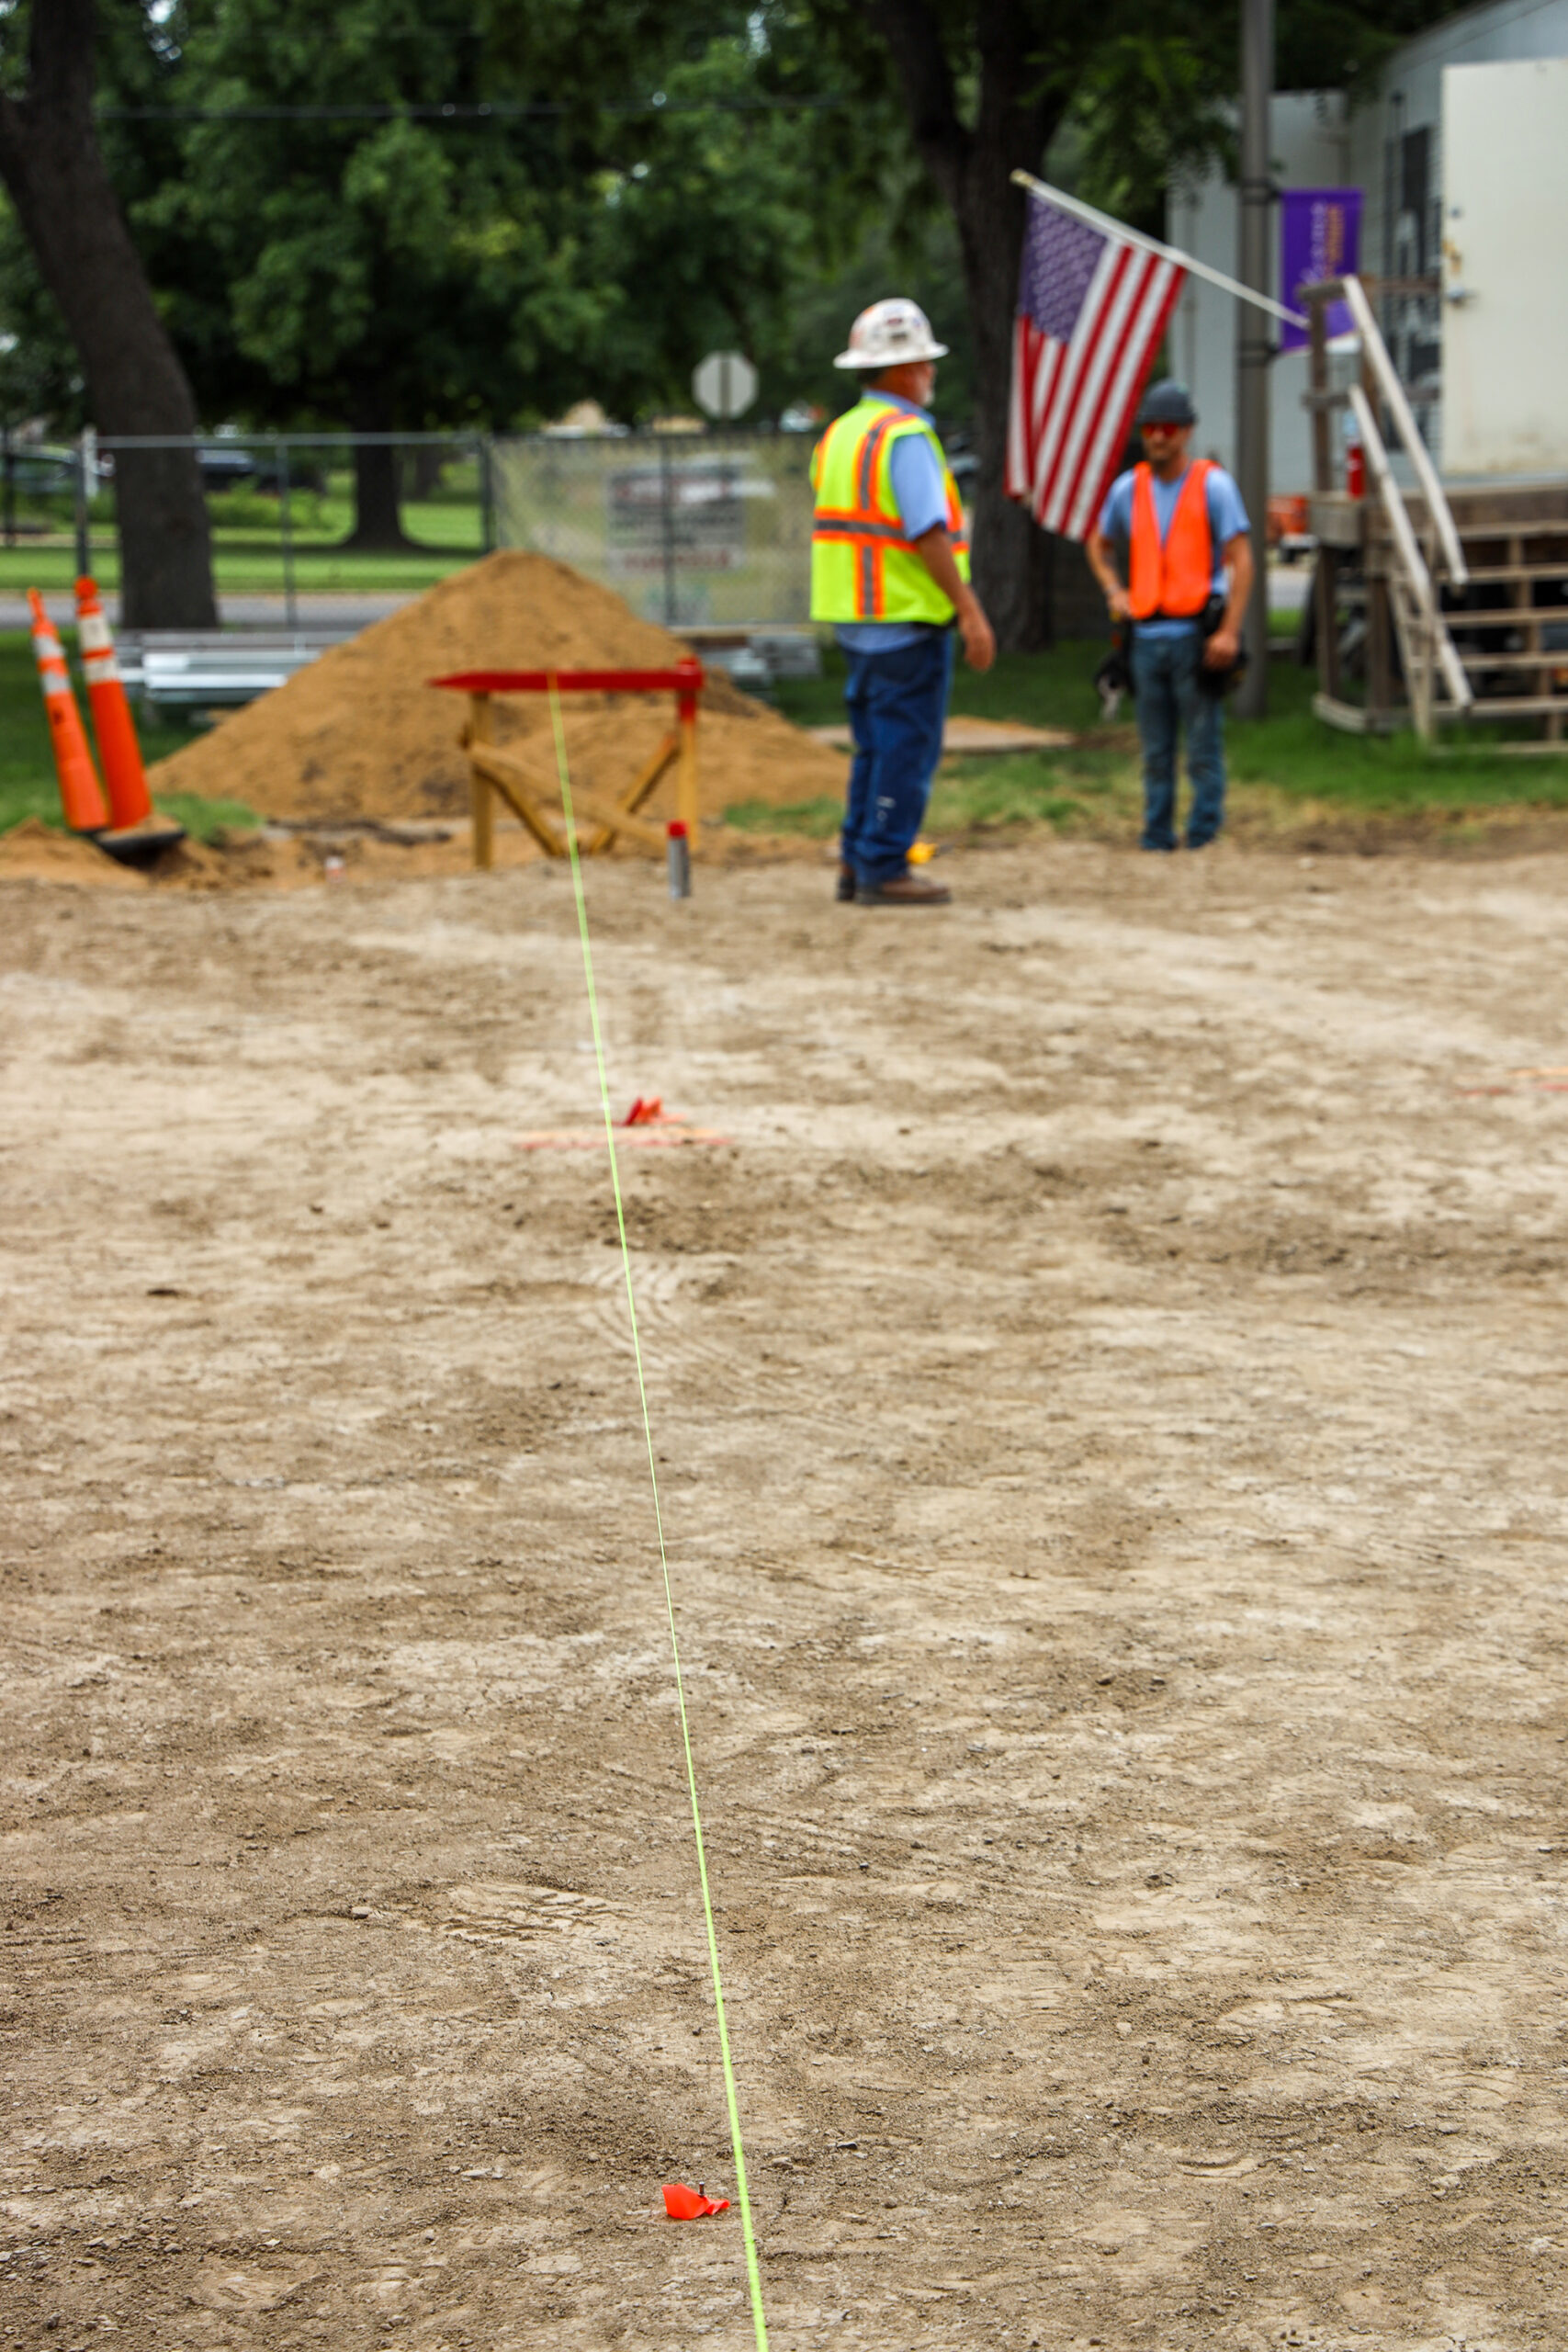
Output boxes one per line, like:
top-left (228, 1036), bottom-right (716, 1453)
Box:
top-left (1086, 380), bottom-right (1253, 852)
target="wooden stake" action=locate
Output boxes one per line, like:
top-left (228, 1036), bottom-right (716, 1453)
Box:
top-left (675, 707), bottom-right (699, 849)
top-left (468, 741), bottom-right (567, 858)
top-left (468, 692), bottom-right (493, 869)
top-left (580, 729), bottom-right (679, 856)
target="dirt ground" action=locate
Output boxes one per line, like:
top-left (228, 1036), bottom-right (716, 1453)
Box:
top-left (3, 837), bottom-right (1566, 2352)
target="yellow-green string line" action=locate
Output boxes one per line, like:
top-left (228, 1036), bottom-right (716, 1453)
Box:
top-left (547, 681), bottom-right (769, 2352)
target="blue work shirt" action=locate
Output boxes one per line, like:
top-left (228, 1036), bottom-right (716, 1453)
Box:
top-left (834, 392), bottom-right (952, 657)
top-left (1098, 462), bottom-right (1249, 639)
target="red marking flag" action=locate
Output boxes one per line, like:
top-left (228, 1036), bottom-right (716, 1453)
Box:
top-left (1006, 192), bottom-right (1185, 543)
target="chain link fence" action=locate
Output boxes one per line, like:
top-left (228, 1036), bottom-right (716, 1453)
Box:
top-left (1, 432), bottom-right (493, 616)
top-left (3, 425), bottom-right (827, 629)
top-left (491, 429), bottom-right (816, 630)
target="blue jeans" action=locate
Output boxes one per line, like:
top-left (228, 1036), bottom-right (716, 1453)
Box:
top-left (840, 629), bottom-right (954, 885)
top-left (1131, 628), bottom-right (1226, 850)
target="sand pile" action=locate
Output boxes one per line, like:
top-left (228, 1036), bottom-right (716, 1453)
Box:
top-left (146, 552), bottom-right (846, 831)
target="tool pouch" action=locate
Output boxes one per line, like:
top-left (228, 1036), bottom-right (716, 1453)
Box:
top-left (1196, 592), bottom-right (1249, 699)
top-left (1093, 617), bottom-right (1133, 720)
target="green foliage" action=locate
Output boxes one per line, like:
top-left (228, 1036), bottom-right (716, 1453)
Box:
top-left (1062, 0), bottom-right (1472, 227)
top-left (763, 208), bottom-right (976, 426)
top-left (1, 1), bottom-right (886, 435)
top-left (796, 0), bottom-right (1476, 232)
top-left (0, 0), bottom-right (1482, 454)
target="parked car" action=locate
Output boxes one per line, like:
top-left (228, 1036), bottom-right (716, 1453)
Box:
top-left (0, 442), bottom-right (109, 495)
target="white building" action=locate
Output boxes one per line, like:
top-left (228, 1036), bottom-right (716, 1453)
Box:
top-left (1168, 0), bottom-right (1568, 490)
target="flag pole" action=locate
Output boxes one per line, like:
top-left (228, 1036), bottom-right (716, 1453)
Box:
top-left (1010, 170), bottom-right (1306, 331)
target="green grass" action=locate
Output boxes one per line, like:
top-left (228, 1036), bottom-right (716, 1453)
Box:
top-left (724, 794), bottom-right (842, 839)
top-left (0, 474), bottom-right (487, 595)
top-left (763, 642), bottom-right (1568, 844)
top-left (0, 630), bottom-right (257, 838)
top-left (1226, 661), bottom-right (1568, 810)
top-left (9, 621), bottom-right (1568, 854)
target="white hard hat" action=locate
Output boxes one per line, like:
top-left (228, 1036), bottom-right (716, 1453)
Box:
top-left (833, 298), bottom-right (949, 371)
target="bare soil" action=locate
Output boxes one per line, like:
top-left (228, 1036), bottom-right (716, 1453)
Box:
top-left (3, 838), bottom-right (1566, 2352)
top-left (143, 554), bottom-right (845, 827)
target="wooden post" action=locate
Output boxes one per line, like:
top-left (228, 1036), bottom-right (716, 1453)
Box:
top-left (674, 658), bottom-right (701, 850)
top-left (1308, 292), bottom-right (1333, 495)
top-left (468, 692), bottom-right (494, 869)
top-left (675, 711), bottom-right (698, 846)
top-left (1315, 548), bottom-right (1340, 699)
top-left (1365, 531), bottom-right (1393, 729)
top-left (1359, 349), bottom-right (1393, 729)
top-left (1305, 291), bottom-right (1338, 699)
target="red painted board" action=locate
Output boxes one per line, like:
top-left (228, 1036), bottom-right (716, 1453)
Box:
top-left (429, 663), bottom-right (705, 695)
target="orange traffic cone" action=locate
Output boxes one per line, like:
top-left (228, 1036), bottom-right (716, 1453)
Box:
top-left (28, 588), bottom-right (108, 833)
top-left (74, 576), bottom-right (152, 828)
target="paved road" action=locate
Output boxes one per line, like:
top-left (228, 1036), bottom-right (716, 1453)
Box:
top-left (6, 566), bottom-right (1314, 636)
top-left (0, 592), bottom-right (420, 632)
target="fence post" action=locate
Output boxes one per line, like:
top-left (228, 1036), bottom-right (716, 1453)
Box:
top-left (73, 430), bottom-right (91, 582)
top-left (479, 435), bottom-right (495, 554)
top-left (277, 436), bottom-right (297, 628)
top-left (659, 435), bottom-right (677, 629)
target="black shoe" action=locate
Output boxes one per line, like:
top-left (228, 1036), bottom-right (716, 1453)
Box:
top-left (836, 863), bottom-right (857, 902)
top-left (857, 870), bottom-right (952, 906)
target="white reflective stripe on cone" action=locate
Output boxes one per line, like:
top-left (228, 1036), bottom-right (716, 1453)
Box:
top-left (82, 651), bottom-right (120, 680)
top-left (78, 612), bottom-right (114, 654)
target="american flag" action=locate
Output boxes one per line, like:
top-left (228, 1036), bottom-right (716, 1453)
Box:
top-left (1006, 192), bottom-right (1185, 542)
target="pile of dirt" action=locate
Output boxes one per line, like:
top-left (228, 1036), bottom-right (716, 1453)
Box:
top-left (146, 552), bottom-right (846, 832)
top-left (0, 818), bottom-right (147, 888)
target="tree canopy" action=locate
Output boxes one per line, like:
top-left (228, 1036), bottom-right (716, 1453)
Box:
top-left (2, 0), bottom-right (879, 439)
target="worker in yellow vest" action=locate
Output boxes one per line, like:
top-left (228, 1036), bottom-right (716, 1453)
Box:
top-left (810, 299), bottom-right (995, 905)
top-left (1086, 379), bottom-right (1253, 852)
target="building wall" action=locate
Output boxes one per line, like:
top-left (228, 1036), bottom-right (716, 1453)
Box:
top-left (1167, 95), bottom-right (1349, 494)
top-left (1168, 0), bottom-right (1568, 492)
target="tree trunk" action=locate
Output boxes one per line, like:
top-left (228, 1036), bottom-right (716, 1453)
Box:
top-left (344, 438), bottom-right (413, 552)
top-left (0, 0), bottom-right (217, 628)
top-left (952, 151), bottom-right (1058, 649)
top-left (409, 444), bottom-right (446, 501)
top-left (868, 0), bottom-right (1060, 650)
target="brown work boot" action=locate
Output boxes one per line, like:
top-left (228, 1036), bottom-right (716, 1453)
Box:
top-left (836, 862), bottom-right (857, 901)
top-left (858, 869), bottom-right (951, 906)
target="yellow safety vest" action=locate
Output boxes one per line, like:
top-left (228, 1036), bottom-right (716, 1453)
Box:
top-left (809, 397), bottom-right (970, 626)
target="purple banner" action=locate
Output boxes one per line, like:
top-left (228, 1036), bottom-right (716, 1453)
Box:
top-left (1280, 188), bottom-right (1362, 351)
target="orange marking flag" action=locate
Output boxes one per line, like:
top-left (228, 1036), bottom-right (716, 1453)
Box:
top-left (662, 2183), bottom-right (730, 2220)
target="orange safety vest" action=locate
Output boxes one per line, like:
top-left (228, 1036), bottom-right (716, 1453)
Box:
top-left (1128, 459), bottom-right (1214, 620)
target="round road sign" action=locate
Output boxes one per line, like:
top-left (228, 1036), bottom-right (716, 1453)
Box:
top-left (692, 351), bottom-right (758, 420)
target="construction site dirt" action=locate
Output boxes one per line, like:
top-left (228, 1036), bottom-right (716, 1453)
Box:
top-left (3, 837), bottom-right (1565, 2352)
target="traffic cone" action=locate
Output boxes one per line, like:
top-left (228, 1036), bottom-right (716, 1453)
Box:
top-left (28, 588), bottom-right (108, 833)
top-left (74, 576), bottom-right (152, 828)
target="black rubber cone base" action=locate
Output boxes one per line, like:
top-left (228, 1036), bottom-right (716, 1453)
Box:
top-left (93, 821), bottom-right (187, 868)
